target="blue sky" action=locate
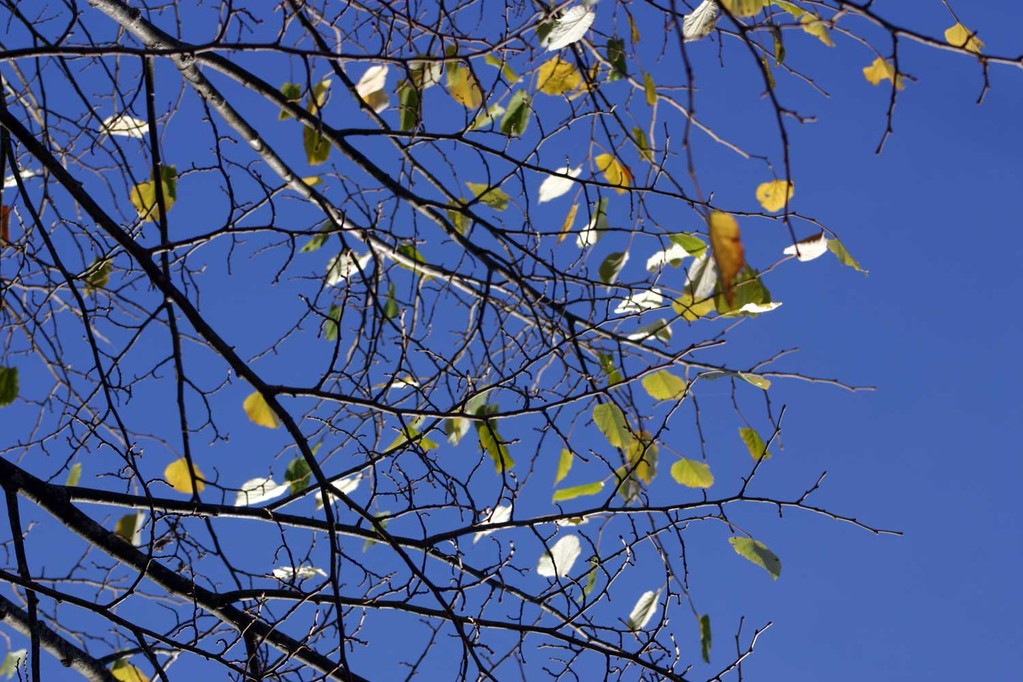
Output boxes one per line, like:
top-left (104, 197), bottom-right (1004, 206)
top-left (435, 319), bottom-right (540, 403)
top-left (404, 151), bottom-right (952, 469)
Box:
top-left (2, 1), bottom-right (1022, 680)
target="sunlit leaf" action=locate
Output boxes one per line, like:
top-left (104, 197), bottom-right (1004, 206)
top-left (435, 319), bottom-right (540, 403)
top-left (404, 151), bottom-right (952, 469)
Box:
top-left (100, 114), bottom-right (149, 138)
top-left (627, 589), bottom-right (661, 631)
top-left (110, 660), bottom-right (148, 682)
top-left (670, 458), bottom-right (714, 488)
top-left (469, 103), bottom-right (505, 131)
top-left (397, 81), bottom-right (420, 131)
top-left (326, 249), bottom-right (372, 286)
top-left (801, 15), bottom-right (835, 47)
top-left (673, 292), bottom-right (716, 321)
top-left (708, 211), bottom-right (745, 306)
top-left (383, 283), bottom-right (399, 319)
top-left (593, 403), bottom-right (633, 449)
top-left (729, 536), bottom-right (782, 579)
top-left (595, 153), bottom-right (631, 194)
top-left (736, 301), bottom-right (782, 315)
top-left (756, 179), bottom-right (794, 212)
top-left (700, 614), bottom-right (712, 662)
top-left (538, 166), bottom-right (581, 203)
top-left (715, 266), bottom-right (772, 315)
top-left (625, 432), bottom-right (658, 484)
top-left (285, 456), bottom-right (312, 494)
top-left (720, 0), bottom-right (767, 18)
top-left (544, 5), bottom-right (596, 51)
top-left (738, 372), bottom-right (771, 390)
top-left (683, 0), bottom-right (719, 42)
top-left (575, 198), bottom-right (608, 248)
top-left (945, 23), bottom-right (983, 54)
top-left (82, 258), bottom-right (111, 295)
top-left (646, 244), bottom-right (688, 271)
top-left (354, 65), bottom-right (389, 113)
top-left (641, 371), bottom-right (687, 401)
top-left (598, 353), bottom-right (623, 385)
top-left (114, 511), bottom-right (144, 546)
top-left (272, 565), bottom-right (327, 581)
top-left (771, 0), bottom-right (805, 19)
top-left (554, 448), bottom-right (573, 485)
top-left (323, 306), bottom-right (340, 344)
top-left (243, 391), bottom-right (280, 429)
top-left (536, 534), bottom-right (581, 577)
top-left (410, 58), bottom-right (443, 89)
top-left (164, 457), bottom-right (205, 494)
top-left (783, 232), bottom-right (829, 261)
top-left (313, 473), bottom-right (362, 509)
top-left (500, 90), bottom-right (531, 136)
top-left (559, 202), bottom-right (579, 243)
top-left (862, 57), bottom-right (905, 90)
top-left (446, 60), bottom-right (483, 108)
top-left (129, 165), bottom-right (177, 222)
top-left (626, 319), bottom-right (672, 343)
top-left (739, 426), bottom-right (772, 461)
top-left (278, 82), bottom-right (301, 120)
top-left (66, 463), bottom-right (82, 487)
top-left (0, 650), bottom-right (26, 680)
top-left (632, 127), bottom-right (653, 162)
top-left (537, 57), bottom-right (582, 95)
top-left (484, 54), bottom-right (520, 84)
top-left (598, 251), bottom-right (628, 285)
top-left (466, 182), bottom-right (511, 211)
top-left (552, 480), bottom-right (604, 502)
top-left (473, 503), bottom-right (512, 543)
top-left (234, 477), bottom-right (290, 506)
top-left (685, 252), bottom-right (717, 300)
top-left (2, 169), bottom-right (37, 190)
top-left (477, 415), bottom-right (514, 472)
top-left (828, 238), bottom-right (867, 273)
top-left (614, 288), bottom-right (663, 314)
top-left (303, 124), bottom-right (331, 166)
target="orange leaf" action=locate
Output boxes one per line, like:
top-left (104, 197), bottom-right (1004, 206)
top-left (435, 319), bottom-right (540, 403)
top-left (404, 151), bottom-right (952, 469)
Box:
top-left (0, 205), bottom-right (9, 244)
top-left (708, 211), bottom-right (745, 305)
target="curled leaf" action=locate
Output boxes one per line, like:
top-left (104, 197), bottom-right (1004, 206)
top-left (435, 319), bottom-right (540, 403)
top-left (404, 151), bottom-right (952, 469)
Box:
top-left (543, 6), bottom-right (596, 51)
top-left (863, 57), bottom-right (905, 90)
top-left (944, 23), bottom-right (983, 54)
top-left (683, 0), bottom-right (718, 41)
top-left (783, 232), bottom-right (829, 261)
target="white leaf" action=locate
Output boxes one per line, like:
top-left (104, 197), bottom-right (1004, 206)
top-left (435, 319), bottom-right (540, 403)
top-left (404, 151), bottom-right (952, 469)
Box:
top-left (326, 250), bottom-right (372, 286)
top-left (100, 114), bottom-right (149, 138)
top-left (627, 320), bottom-right (672, 342)
top-left (627, 589), bottom-right (662, 630)
top-left (737, 301), bottom-right (782, 314)
top-left (686, 253), bottom-right (717, 300)
top-left (0, 649), bottom-right (27, 678)
top-left (313, 473), bottom-right (363, 509)
top-left (783, 233), bottom-right (829, 262)
top-left (615, 288), bottom-right (664, 314)
top-left (536, 534), bottom-right (581, 577)
top-left (234, 477), bottom-right (291, 506)
top-left (473, 503), bottom-right (512, 543)
top-left (554, 514), bottom-right (598, 527)
top-left (575, 205), bottom-right (608, 249)
top-left (544, 6), bottom-right (597, 51)
top-left (271, 565), bottom-right (327, 581)
top-left (129, 511), bottom-right (145, 546)
top-left (389, 374), bottom-right (420, 389)
top-left (683, 0), bottom-right (719, 42)
top-left (645, 243), bottom-right (691, 271)
top-left (355, 65), bottom-right (389, 113)
top-left (410, 59), bottom-right (443, 89)
top-left (2, 169), bottom-right (38, 189)
top-left (538, 166), bottom-right (582, 203)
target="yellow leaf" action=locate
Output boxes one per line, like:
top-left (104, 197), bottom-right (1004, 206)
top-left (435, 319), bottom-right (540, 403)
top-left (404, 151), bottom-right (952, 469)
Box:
top-left (944, 23), bottom-right (983, 55)
top-left (755, 179), bottom-right (794, 212)
top-left (708, 212), bottom-right (745, 306)
top-left (800, 15), bottom-right (835, 47)
top-left (641, 371), bottom-right (687, 401)
top-left (672, 292), bottom-right (715, 321)
top-left (446, 62), bottom-right (483, 108)
top-left (243, 391), bottom-right (280, 429)
top-left (129, 166), bottom-right (177, 223)
top-left (558, 203), bottom-right (579, 243)
top-left (111, 662), bottom-right (149, 682)
top-left (720, 0), bottom-right (766, 18)
top-left (670, 458), bottom-right (714, 488)
top-left (862, 57), bottom-right (905, 90)
top-left (643, 72), bottom-right (657, 106)
top-left (164, 458), bottom-right (205, 494)
top-left (625, 431), bottom-right (658, 484)
top-left (595, 153), bottom-right (631, 195)
top-left (537, 57), bottom-right (581, 95)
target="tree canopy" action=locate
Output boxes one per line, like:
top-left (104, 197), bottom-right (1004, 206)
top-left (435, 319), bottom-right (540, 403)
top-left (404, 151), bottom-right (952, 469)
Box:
top-left (0, 1), bottom-right (1015, 680)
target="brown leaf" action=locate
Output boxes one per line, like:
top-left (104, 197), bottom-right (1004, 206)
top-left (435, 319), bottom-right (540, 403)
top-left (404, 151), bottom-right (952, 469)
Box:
top-left (708, 211), bottom-right (745, 305)
top-left (1, 205), bottom-right (10, 244)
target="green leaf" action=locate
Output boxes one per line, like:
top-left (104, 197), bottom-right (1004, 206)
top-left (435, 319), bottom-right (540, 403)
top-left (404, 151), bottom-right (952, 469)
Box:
top-left (66, 463), bottom-right (82, 487)
top-left (771, 25), bottom-right (785, 65)
top-left (285, 456), bottom-right (312, 494)
top-left (605, 37), bottom-right (627, 81)
top-left (397, 81), bottom-right (420, 131)
top-left (0, 650), bottom-right (26, 679)
top-left (729, 537), bottom-right (782, 579)
top-left (0, 366), bottom-right (18, 407)
top-left (582, 559), bottom-right (598, 595)
top-left (484, 54), bottom-right (520, 84)
top-left (500, 90), bottom-right (531, 137)
top-left (477, 414), bottom-right (514, 472)
top-left (670, 458), bottom-right (714, 488)
top-left (387, 421), bottom-right (440, 453)
top-left (739, 426), bottom-right (771, 461)
top-left (715, 266), bottom-right (772, 314)
top-left (303, 124), bottom-right (331, 166)
top-left (446, 200), bottom-right (471, 233)
top-left (598, 251), bottom-right (628, 285)
top-left (554, 448), bottom-right (573, 485)
top-left (699, 614), bottom-right (712, 663)
top-left (466, 182), bottom-right (511, 211)
top-left (625, 433), bottom-right (658, 484)
top-left (828, 238), bottom-right (867, 273)
top-left (614, 465), bottom-right (643, 503)
top-left (643, 72), bottom-right (657, 106)
top-left (113, 511), bottom-right (143, 545)
top-left (469, 103), bottom-right (505, 131)
top-left (771, 0), bottom-right (806, 18)
top-left (300, 223), bottom-right (334, 253)
top-left (598, 352), bottom-right (622, 386)
top-left (738, 372), bottom-right (771, 390)
top-left (632, 127), bottom-right (653, 162)
top-left (761, 56), bottom-right (776, 90)
top-left (641, 370), bottom-right (687, 401)
top-left (592, 403), bottom-right (633, 449)
top-left (129, 165), bottom-right (177, 222)
top-left (323, 305), bottom-right (342, 341)
top-left (669, 233), bottom-right (707, 257)
top-left (552, 480), bottom-right (604, 502)
top-left (396, 243), bottom-right (429, 276)
top-left (278, 82), bottom-right (301, 120)
top-left (83, 258), bottom-right (111, 295)
top-left (383, 283), bottom-right (399, 319)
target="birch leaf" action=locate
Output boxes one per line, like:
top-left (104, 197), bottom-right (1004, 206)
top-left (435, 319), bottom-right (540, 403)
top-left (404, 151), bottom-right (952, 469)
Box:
top-left (729, 537), bottom-right (782, 579)
top-left (627, 590), bottom-right (661, 631)
top-left (720, 0), bottom-right (766, 18)
top-left (670, 458), bottom-right (714, 488)
top-left (537, 57), bottom-right (582, 95)
top-left (595, 153), bottom-right (631, 194)
top-left (783, 232), bottom-right (829, 261)
top-left (641, 371), bottom-right (687, 401)
top-left (756, 179), bottom-right (794, 212)
top-left (863, 57), bottom-right (905, 90)
top-left (708, 212), bottom-right (745, 306)
top-left (544, 6), bottom-right (596, 51)
top-left (164, 458), bottom-right (206, 494)
top-left (243, 391), bottom-right (280, 429)
top-left (538, 166), bottom-right (581, 203)
top-left (234, 477), bottom-right (291, 506)
top-left (100, 114), bottom-right (149, 138)
top-left (945, 23), bottom-right (983, 54)
top-left (536, 534), bottom-right (581, 577)
top-left (473, 503), bottom-right (513, 543)
top-left (683, 0), bottom-right (719, 41)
